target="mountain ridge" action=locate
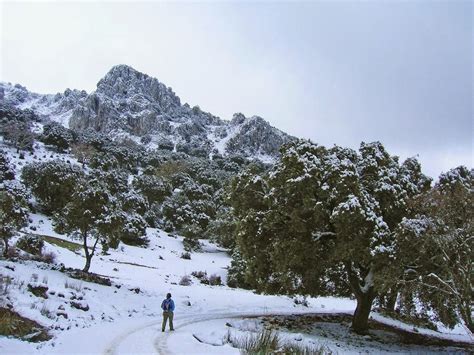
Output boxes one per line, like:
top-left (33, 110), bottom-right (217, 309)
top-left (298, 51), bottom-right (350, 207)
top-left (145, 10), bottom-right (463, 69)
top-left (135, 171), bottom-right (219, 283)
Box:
top-left (0, 64), bottom-right (295, 161)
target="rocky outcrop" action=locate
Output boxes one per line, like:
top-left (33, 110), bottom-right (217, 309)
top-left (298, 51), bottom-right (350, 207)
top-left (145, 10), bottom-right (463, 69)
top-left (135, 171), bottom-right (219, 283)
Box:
top-left (226, 114), bottom-right (293, 158)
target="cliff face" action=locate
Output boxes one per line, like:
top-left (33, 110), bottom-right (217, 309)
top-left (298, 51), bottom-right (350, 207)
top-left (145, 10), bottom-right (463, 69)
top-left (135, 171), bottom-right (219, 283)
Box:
top-left (1, 65), bottom-right (295, 160)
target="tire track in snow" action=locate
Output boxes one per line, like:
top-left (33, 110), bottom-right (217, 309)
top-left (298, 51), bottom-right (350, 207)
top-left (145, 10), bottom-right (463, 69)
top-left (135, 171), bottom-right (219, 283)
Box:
top-left (104, 311), bottom-right (275, 355)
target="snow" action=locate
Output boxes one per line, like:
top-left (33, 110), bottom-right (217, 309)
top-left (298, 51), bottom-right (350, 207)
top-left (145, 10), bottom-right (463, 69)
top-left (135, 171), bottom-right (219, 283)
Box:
top-left (1, 214), bottom-right (472, 354)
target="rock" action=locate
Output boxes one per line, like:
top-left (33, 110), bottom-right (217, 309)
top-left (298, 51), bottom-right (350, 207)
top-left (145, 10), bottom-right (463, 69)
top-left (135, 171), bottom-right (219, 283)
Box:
top-left (56, 311), bottom-right (68, 319)
top-left (70, 301), bottom-right (89, 312)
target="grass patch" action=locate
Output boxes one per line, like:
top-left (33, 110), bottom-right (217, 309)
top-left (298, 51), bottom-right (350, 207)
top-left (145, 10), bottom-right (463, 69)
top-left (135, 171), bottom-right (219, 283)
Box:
top-left (42, 235), bottom-right (82, 252)
top-left (228, 328), bottom-right (328, 355)
top-left (0, 307), bottom-right (52, 342)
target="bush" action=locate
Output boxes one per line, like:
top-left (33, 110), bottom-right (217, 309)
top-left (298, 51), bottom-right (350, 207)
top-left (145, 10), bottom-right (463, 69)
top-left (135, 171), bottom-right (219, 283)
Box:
top-left (41, 251), bottom-right (56, 264)
top-left (183, 236), bottom-right (201, 252)
top-left (227, 328), bottom-right (327, 355)
top-left (208, 274), bottom-right (222, 286)
top-left (229, 329), bottom-right (279, 354)
top-left (191, 270), bottom-right (209, 284)
top-left (180, 252), bottom-right (191, 260)
top-left (191, 271), bottom-right (207, 279)
top-left (179, 275), bottom-right (192, 286)
top-left (16, 234), bottom-right (44, 256)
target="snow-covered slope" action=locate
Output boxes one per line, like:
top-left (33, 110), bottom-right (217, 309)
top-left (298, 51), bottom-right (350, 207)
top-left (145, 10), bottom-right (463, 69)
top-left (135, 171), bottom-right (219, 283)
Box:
top-left (1, 217), bottom-right (471, 354)
top-left (0, 65), bottom-right (294, 161)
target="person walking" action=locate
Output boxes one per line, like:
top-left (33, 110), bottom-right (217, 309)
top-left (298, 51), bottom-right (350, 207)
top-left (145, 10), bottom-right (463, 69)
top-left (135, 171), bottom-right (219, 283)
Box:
top-left (161, 293), bottom-right (175, 332)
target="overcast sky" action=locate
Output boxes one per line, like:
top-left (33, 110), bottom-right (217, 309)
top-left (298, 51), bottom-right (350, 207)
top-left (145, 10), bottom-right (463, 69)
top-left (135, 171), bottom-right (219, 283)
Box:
top-left (1, 1), bottom-right (472, 178)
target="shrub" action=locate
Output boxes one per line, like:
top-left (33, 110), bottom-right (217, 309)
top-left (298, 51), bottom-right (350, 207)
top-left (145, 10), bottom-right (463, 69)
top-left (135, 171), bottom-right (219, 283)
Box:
top-left (229, 329), bottom-right (280, 354)
top-left (180, 252), bottom-right (191, 260)
top-left (208, 274), bottom-right (222, 286)
top-left (179, 275), bottom-right (192, 286)
top-left (41, 251), bottom-right (56, 264)
top-left (191, 271), bottom-right (207, 279)
top-left (64, 280), bottom-right (82, 292)
top-left (16, 234), bottom-right (44, 256)
top-left (227, 328), bottom-right (328, 355)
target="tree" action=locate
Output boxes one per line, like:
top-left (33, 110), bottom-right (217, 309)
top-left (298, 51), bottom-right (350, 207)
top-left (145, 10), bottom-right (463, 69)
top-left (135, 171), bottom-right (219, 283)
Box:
top-left (2, 120), bottom-right (34, 153)
top-left (56, 176), bottom-right (119, 272)
top-left (0, 104), bottom-right (37, 153)
top-left (22, 161), bottom-right (84, 214)
top-left (0, 182), bottom-right (29, 257)
top-left (231, 140), bottom-right (431, 333)
top-left (40, 122), bottom-right (74, 152)
top-left (394, 166), bottom-right (473, 332)
top-left (132, 174), bottom-right (172, 205)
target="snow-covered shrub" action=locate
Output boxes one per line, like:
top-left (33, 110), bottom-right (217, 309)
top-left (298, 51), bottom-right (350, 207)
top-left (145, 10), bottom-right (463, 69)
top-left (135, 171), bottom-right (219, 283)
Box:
top-left (16, 234), bottom-right (44, 256)
top-left (0, 275), bottom-right (12, 295)
top-left (179, 275), bottom-right (192, 286)
top-left (191, 271), bottom-right (207, 279)
top-left (208, 274), bottom-right (222, 286)
top-left (41, 251), bottom-right (56, 264)
top-left (40, 304), bottom-right (55, 319)
top-left (64, 280), bottom-right (82, 292)
top-left (180, 252), bottom-right (191, 260)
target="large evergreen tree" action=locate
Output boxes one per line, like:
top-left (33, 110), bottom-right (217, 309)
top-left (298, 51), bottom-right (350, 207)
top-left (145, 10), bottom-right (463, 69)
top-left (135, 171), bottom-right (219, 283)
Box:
top-left (231, 140), bottom-right (431, 333)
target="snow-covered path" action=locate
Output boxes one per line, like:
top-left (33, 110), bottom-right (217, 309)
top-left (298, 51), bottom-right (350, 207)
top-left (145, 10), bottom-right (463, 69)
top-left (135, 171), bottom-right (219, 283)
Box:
top-left (104, 311), bottom-right (308, 355)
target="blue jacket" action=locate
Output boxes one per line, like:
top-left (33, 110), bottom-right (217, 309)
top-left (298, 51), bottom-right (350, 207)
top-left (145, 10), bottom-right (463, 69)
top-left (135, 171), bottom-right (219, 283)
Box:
top-left (161, 298), bottom-right (175, 312)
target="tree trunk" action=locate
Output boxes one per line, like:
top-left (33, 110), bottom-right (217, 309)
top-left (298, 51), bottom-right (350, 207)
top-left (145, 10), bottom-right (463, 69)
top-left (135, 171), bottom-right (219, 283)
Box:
top-left (82, 231), bottom-right (91, 273)
top-left (344, 261), bottom-right (377, 335)
top-left (83, 255), bottom-right (92, 273)
top-left (352, 292), bottom-right (375, 334)
top-left (82, 232), bottom-right (101, 273)
top-left (2, 237), bottom-right (9, 257)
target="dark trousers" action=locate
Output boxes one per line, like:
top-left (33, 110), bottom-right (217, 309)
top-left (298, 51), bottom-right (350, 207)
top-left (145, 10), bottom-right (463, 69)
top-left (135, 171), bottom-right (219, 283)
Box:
top-left (162, 311), bottom-right (174, 331)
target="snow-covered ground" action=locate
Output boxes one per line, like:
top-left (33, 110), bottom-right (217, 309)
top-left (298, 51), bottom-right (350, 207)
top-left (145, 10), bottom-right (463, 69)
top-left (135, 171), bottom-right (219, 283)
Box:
top-left (1, 214), bottom-right (472, 354)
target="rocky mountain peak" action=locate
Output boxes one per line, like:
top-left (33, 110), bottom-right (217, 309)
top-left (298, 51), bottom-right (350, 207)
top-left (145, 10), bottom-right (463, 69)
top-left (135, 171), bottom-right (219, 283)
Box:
top-left (96, 64), bottom-right (181, 109)
top-left (1, 64), bottom-right (295, 161)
